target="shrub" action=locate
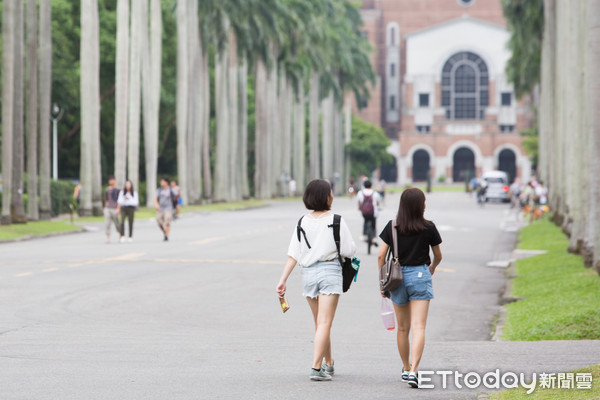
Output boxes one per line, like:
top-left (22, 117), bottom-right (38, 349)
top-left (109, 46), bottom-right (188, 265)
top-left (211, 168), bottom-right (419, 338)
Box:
top-left (437, 175), bottom-right (446, 183)
top-left (51, 180), bottom-right (76, 217)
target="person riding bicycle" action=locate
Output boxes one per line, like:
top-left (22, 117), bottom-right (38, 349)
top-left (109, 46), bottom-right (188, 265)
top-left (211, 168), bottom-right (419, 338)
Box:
top-left (476, 179), bottom-right (488, 204)
top-left (357, 180), bottom-right (381, 242)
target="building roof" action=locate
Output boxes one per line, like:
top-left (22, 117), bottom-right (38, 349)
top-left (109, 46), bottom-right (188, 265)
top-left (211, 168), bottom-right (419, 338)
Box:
top-left (404, 14), bottom-right (506, 39)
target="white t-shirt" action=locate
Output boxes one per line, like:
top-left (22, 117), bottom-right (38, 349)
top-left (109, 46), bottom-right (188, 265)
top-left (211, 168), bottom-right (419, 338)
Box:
top-left (357, 189), bottom-right (381, 217)
top-left (287, 213), bottom-right (356, 268)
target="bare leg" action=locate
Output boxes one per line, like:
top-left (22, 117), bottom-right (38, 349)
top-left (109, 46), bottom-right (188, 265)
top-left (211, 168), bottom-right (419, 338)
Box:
top-left (164, 224), bottom-right (171, 238)
top-left (308, 294), bottom-right (339, 369)
top-left (306, 297), bottom-right (333, 366)
top-left (408, 300), bottom-right (430, 373)
top-left (393, 302), bottom-right (411, 370)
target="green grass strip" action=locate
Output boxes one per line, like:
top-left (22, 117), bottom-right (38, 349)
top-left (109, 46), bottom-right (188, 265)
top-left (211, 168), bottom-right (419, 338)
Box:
top-left (502, 217), bottom-right (600, 340)
top-left (490, 363), bottom-right (600, 399)
top-left (0, 220), bottom-right (81, 241)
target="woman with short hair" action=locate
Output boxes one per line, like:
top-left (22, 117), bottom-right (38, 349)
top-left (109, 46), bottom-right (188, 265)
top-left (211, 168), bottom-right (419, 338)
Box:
top-left (277, 179), bottom-right (356, 381)
top-left (378, 188), bottom-right (442, 388)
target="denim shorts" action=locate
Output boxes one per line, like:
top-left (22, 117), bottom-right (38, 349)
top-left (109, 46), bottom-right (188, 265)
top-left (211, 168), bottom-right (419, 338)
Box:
top-left (302, 261), bottom-right (343, 299)
top-left (390, 265), bottom-right (434, 306)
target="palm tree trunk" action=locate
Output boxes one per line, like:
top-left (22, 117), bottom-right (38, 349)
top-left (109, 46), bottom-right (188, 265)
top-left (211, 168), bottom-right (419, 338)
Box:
top-left (267, 51), bottom-right (278, 195)
top-left (214, 17), bottom-right (231, 202)
top-left (228, 32), bottom-right (240, 201)
top-left (308, 72), bottom-right (321, 180)
top-left (90, 0), bottom-right (103, 216)
top-left (114, 0), bottom-right (129, 188)
top-left (273, 72), bottom-right (285, 196)
top-left (321, 91), bottom-right (334, 182)
top-left (590, 0), bottom-right (600, 271)
top-left (333, 103), bottom-right (344, 196)
top-left (12, 0), bottom-right (26, 223)
top-left (25, 0), bottom-right (39, 221)
top-left (80, 0), bottom-right (100, 217)
top-left (292, 83), bottom-right (306, 190)
top-left (187, 0), bottom-right (202, 205)
top-left (176, 0), bottom-right (189, 204)
top-left (238, 58), bottom-right (250, 199)
top-left (145, 0), bottom-right (162, 206)
top-left (343, 95), bottom-right (352, 191)
top-left (1, 0), bottom-right (15, 225)
top-left (254, 59), bottom-right (269, 199)
top-left (201, 49), bottom-right (212, 200)
top-left (280, 79), bottom-right (293, 196)
top-left (127, 0), bottom-right (142, 192)
top-left (38, 0), bottom-right (52, 220)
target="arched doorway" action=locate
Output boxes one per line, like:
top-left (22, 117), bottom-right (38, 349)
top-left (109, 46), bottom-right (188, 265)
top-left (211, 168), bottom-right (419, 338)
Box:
top-left (453, 147), bottom-right (475, 182)
top-left (498, 149), bottom-right (517, 182)
top-left (412, 150), bottom-right (430, 182)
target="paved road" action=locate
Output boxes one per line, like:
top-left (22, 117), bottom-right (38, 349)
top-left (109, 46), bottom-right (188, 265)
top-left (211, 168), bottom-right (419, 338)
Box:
top-left (0, 191), bottom-right (598, 399)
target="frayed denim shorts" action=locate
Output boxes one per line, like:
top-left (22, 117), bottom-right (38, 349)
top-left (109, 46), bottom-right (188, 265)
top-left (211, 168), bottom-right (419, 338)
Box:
top-left (390, 264), bottom-right (434, 306)
top-left (302, 261), bottom-right (343, 299)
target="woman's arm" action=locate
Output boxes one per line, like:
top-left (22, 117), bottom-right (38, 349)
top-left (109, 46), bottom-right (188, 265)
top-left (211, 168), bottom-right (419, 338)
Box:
top-left (276, 257), bottom-right (298, 298)
top-left (377, 242), bottom-right (389, 270)
top-left (429, 245), bottom-right (442, 275)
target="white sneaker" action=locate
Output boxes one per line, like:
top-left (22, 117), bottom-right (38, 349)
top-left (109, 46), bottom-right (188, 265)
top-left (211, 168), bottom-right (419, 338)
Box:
top-left (127, 237), bottom-right (133, 243)
top-left (119, 237), bottom-right (126, 243)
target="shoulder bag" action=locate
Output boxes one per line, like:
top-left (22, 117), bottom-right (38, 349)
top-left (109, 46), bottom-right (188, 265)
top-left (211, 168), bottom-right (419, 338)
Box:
top-left (379, 220), bottom-right (403, 292)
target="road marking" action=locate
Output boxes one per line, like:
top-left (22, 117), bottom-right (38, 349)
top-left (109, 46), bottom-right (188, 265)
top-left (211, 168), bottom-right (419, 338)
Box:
top-left (188, 225), bottom-right (286, 245)
top-left (42, 267), bottom-right (60, 273)
top-left (68, 263), bottom-right (84, 268)
top-left (14, 272), bottom-right (33, 277)
top-left (436, 267), bottom-right (456, 273)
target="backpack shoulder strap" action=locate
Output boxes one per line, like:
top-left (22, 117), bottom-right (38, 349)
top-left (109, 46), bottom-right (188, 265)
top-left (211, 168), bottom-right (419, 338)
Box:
top-left (296, 216), bottom-right (311, 249)
top-left (329, 214), bottom-right (343, 262)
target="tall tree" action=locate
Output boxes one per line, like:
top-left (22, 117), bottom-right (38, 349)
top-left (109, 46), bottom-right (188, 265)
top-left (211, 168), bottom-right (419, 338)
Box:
top-left (176, 0), bottom-right (189, 204)
top-left (12, 0), bottom-right (27, 223)
top-left (590, 0), bottom-right (600, 270)
top-left (308, 72), bottom-right (321, 180)
top-left (25, 0), bottom-right (39, 221)
top-left (127, 0), bottom-right (143, 191)
top-left (80, 0), bottom-right (101, 216)
top-left (1, 0), bottom-right (15, 225)
top-left (113, 0), bottom-right (130, 188)
top-left (292, 81), bottom-right (306, 189)
top-left (238, 58), bottom-right (250, 199)
top-left (38, 0), bottom-right (52, 220)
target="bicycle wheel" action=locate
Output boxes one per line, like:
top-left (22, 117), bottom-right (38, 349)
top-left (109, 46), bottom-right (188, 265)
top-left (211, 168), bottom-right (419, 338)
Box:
top-left (366, 221), bottom-right (375, 255)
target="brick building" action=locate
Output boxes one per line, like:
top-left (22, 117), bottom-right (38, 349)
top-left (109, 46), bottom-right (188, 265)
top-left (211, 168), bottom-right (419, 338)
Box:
top-left (354, 0), bottom-right (534, 184)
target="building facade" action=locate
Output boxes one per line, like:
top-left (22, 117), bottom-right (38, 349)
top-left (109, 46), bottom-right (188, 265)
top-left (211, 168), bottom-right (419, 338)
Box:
top-left (354, 0), bottom-right (534, 184)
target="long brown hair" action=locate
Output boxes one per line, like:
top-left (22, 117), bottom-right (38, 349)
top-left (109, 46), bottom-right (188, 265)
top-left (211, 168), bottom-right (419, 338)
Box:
top-left (395, 188), bottom-right (431, 235)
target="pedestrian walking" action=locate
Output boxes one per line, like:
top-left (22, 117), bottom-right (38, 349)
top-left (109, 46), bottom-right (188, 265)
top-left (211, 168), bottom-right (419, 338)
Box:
top-left (377, 187), bottom-right (442, 388)
top-left (276, 179), bottom-right (356, 381)
top-left (104, 176), bottom-right (122, 243)
top-left (118, 180), bottom-right (139, 243)
top-left (155, 178), bottom-right (174, 242)
top-left (170, 180), bottom-right (181, 218)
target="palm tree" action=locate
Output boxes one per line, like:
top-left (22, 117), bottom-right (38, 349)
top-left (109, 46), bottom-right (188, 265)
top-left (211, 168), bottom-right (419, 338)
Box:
top-left (114, 0), bottom-right (129, 188)
top-left (238, 58), bottom-right (250, 199)
top-left (1, 0), bottom-right (15, 225)
top-left (12, 0), bottom-right (27, 223)
top-left (292, 79), bottom-right (306, 189)
top-left (25, 0), bottom-right (39, 221)
top-left (38, 0), bottom-right (52, 220)
top-left (127, 0), bottom-right (143, 191)
top-left (321, 90), bottom-right (334, 181)
top-left (176, 0), bottom-right (189, 204)
top-left (214, 15), bottom-right (231, 202)
top-left (589, 0), bottom-right (600, 270)
top-left (308, 72), bottom-right (321, 180)
top-left (228, 32), bottom-right (240, 201)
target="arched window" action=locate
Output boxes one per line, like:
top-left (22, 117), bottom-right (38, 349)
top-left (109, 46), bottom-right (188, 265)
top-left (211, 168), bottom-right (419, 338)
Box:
top-left (441, 52), bottom-right (489, 120)
top-left (390, 27), bottom-right (395, 45)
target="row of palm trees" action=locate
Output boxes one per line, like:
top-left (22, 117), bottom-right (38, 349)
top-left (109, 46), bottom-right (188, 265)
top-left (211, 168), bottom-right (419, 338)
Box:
top-left (74, 0), bottom-right (374, 215)
top-left (1, 0), bottom-right (52, 224)
top-left (537, 0), bottom-right (600, 271)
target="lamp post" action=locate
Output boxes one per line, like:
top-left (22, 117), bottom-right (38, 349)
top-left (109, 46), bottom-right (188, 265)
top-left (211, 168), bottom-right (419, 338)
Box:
top-left (51, 103), bottom-right (64, 181)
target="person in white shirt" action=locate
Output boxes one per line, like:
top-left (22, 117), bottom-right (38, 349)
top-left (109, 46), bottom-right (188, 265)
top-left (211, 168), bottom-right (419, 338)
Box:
top-left (117, 180), bottom-right (139, 243)
top-left (277, 179), bottom-right (356, 381)
top-left (357, 180), bottom-right (382, 240)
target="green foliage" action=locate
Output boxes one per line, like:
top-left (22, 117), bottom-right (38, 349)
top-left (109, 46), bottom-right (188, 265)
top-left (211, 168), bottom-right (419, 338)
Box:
top-left (502, 0), bottom-right (544, 98)
top-left (0, 220), bottom-right (81, 241)
top-left (503, 217), bottom-right (600, 341)
top-left (346, 116), bottom-right (393, 178)
top-left (51, 180), bottom-right (76, 217)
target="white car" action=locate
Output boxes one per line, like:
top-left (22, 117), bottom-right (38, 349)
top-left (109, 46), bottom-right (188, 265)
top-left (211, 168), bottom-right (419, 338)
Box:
top-left (481, 171), bottom-right (510, 202)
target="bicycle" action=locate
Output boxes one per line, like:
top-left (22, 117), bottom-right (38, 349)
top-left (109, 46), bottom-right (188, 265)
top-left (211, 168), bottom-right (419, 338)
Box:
top-left (365, 218), bottom-right (377, 255)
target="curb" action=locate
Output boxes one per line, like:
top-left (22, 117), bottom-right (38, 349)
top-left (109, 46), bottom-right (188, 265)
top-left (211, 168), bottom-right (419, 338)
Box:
top-left (0, 226), bottom-right (87, 245)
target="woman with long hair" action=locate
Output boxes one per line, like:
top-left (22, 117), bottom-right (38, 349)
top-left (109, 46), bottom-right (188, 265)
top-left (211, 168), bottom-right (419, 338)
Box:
top-left (118, 180), bottom-right (139, 243)
top-left (276, 179), bottom-right (356, 381)
top-left (378, 188), bottom-right (442, 388)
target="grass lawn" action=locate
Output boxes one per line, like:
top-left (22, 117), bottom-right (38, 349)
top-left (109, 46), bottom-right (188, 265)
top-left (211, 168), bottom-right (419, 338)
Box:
top-left (0, 220), bottom-right (81, 241)
top-left (502, 217), bottom-right (600, 340)
top-left (387, 184), bottom-right (467, 194)
top-left (490, 363), bottom-right (600, 400)
top-left (74, 199), bottom-right (267, 223)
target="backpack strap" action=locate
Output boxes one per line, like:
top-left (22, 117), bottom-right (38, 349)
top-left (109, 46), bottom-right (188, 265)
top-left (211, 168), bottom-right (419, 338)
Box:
top-left (386, 219), bottom-right (399, 262)
top-left (329, 214), bottom-right (343, 264)
top-left (296, 216), bottom-right (311, 249)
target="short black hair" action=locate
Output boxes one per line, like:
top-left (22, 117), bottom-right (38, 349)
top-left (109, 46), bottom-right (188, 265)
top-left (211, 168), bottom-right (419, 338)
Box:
top-left (303, 179), bottom-right (332, 211)
top-left (161, 177), bottom-right (171, 184)
top-left (364, 180), bottom-right (372, 189)
top-left (108, 175), bottom-right (115, 181)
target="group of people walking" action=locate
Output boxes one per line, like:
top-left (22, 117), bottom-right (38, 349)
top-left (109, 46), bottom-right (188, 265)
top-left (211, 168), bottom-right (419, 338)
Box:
top-left (277, 179), bottom-right (443, 387)
top-left (103, 176), bottom-right (180, 243)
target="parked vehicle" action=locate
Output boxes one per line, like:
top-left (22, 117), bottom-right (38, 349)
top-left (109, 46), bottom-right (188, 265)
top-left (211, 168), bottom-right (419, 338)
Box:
top-left (481, 171), bottom-right (510, 202)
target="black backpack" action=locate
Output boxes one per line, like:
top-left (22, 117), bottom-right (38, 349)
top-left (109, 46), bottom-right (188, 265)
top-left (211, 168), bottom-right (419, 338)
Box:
top-left (296, 214), bottom-right (358, 292)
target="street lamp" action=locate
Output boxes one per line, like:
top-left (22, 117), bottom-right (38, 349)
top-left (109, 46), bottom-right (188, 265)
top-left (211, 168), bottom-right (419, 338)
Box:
top-left (51, 103), bottom-right (64, 181)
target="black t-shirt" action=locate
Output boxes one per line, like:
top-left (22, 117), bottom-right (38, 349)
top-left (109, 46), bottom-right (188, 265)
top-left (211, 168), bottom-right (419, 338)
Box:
top-left (379, 220), bottom-right (442, 266)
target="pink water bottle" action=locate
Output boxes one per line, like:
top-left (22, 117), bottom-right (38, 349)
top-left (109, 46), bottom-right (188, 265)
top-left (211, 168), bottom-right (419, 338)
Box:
top-left (381, 297), bottom-right (395, 331)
